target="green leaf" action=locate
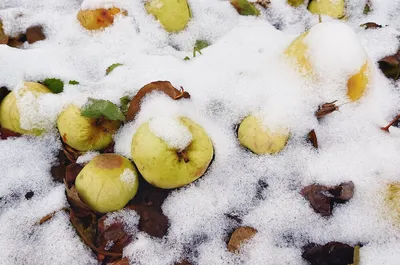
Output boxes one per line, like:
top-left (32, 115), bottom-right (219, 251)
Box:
top-left (69, 80), bottom-right (79, 85)
top-left (230, 0), bottom-right (261, 16)
top-left (119, 96), bottom-right (131, 116)
top-left (183, 56), bottom-right (191, 61)
top-left (363, 1), bottom-right (371, 14)
top-left (195, 40), bottom-right (209, 51)
top-left (43, 78), bottom-right (64, 94)
top-left (81, 98), bottom-right (125, 121)
top-left (106, 63), bottom-right (124, 75)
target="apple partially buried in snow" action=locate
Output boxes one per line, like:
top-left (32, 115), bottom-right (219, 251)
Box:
top-left (0, 82), bottom-right (51, 135)
top-left (131, 117), bottom-right (213, 189)
top-left (75, 153), bottom-right (139, 213)
top-left (57, 105), bottom-right (120, 151)
top-left (145, 0), bottom-right (191, 33)
top-left (308, 0), bottom-right (345, 19)
top-left (77, 8), bottom-right (125, 30)
top-left (238, 115), bottom-right (289, 155)
top-left (284, 22), bottom-right (371, 101)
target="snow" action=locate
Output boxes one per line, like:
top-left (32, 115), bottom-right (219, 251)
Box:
top-left (76, 151), bottom-right (100, 164)
top-left (119, 168), bottom-right (137, 185)
top-left (104, 208), bottom-right (140, 235)
top-left (1, 0), bottom-right (400, 264)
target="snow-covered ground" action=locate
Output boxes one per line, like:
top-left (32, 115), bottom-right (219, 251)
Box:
top-left (1, 0), bottom-right (400, 264)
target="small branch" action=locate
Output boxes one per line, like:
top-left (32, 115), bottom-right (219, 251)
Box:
top-left (39, 208), bottom-right (69, 225)
top-left (381, 114), bottom-right (400, 132)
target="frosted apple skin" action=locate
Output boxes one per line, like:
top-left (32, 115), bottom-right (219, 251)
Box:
top-left (284, 25), bottom-right (370, 102)
top-left (145, 0), bottom-right (191, 33)
top-left (57, 105), bottom-right (120, 151)
top-left (75, 154), bottom-right (139, 213)
top-left (131, 117), bottom-right (213, 189)
top-left (0, 82), bottom-right (51, 135)
top-left (238, 115), bottom-right (289, 155)
top-left (308, 0), bottom-right (345, 19)
top-left (77, 8), bottom-right (124, 30)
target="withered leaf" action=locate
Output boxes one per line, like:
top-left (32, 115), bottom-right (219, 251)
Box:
top-left (51, 150), bottom-right (69, 183)
top-left (300, 181), bottom-right (354, 216)
top-left (315, 100), bottom-right (339, 120)
top-left (228, 226), bottom-right (257, 253)
top-left (175, 260), bottom-right (193, 265)
top-left (7, 33), bottom-right (26, 48)
top-left (378, 50), bottom-right (400, 81)
top-left (62, 144), bottom-right (82, 163)
top-left (302, 242), bottom-right (356, 265)
top-left (97, 215), bottom-right (133, 254)
top-left (65, 163), bottom-right (83, 186)
top-left (0, 21), bottom-right (9, 45)
top-left (0, 127), bottom-right (21, 140)
top-left (65, 180), bottom-right (93, 217)
top-left (307, 129), bottom-right (318, 149)
top-left (26, 25), bottom-right (45, 44)
top-left (126, 81), bottom-right (190, 121)
top-left (360, 22), bottom-right (382, 29)
top-left (128, 205), bottom-right (169, 238)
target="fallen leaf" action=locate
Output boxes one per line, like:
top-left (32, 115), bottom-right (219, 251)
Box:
top-left (65, 180), bottom-right (93, 217)
top-left (300, 181), bottom-right (355, 216)
top-left (43, 78), bottom-right (64, 94)
top-left (65, 163), bottom-right (83, 186)
top-left (97, 215), bottom-right (133, 254)
top-left (230, 0), bottom-right (261, 16)
top-left (315, 100), bottom-right (339, 120)
top-left (81, 98), bottom-right (125, 121)
top-left (126, 81), bottom-right (190, 121)
top-left (227, 226), bottom-right (257, 253)
top-left (302, 242), bottom-right (357, 265)
top-left (69, 80), bottom-right (79, 85)
top-left (50, 150), bottom-right (69, 183)
top-left (360, 22), bottom-right (382, 29)
top-left (256, 0), bottom-right (270, 8)
top-left (62, 144), bottom-right (82, 163)
top-left (307, 129), bottom-right (318, 149)
top-left (0, 127), bottom-right (22, 140)
top-left (378, 50), bottom-right (400, 81)
top-left (119, 96), bottom-right (130, 116)
top-left (128, 205), bottom-right (169, 238)
top-left (175, 260), bottom-right (193, 265)
top-left (0, 20), bottom-right (9, 44)
top-left (106, 63), bottom-right (124, 75)
top-left (26, 25), bottom-right (45, 44)
top-left (107, 258), bottom-right (130, 265)
top-left (7, 33), bottom-right (26, 48)
top-left (363, 0), bottom-right (371, 15)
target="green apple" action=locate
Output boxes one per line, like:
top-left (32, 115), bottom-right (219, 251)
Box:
top-left (0, 82), bottom-right (51, 135)
top-left (308, 0), bottom-right (345, 19)
top-left (131, 117), bottom-right (213, 189)
top-left (57, 105), bottom-right (120, 151)
top-left (287, 0), bottom-right (305, 7)
top-left (75, 153), bottom-right (139, 213)
top-left (238, 115), bottom-right (289, 155)
top-left (145, 0), bottom-right (191, 33)
top-left (284, 22), bottom-right (370, 102)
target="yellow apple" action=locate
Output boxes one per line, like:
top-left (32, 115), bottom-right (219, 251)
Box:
top-left (0, 82), bottom-right (51, 135)
top-left (284, 22), bottom-right (371, 102)
top-left (57, 105), bottom-right (120, 151)
top-left (287, 0), bottom-right (305, 7)
top-left (77, 8), bottom-right (125, 30)
top-left (308, 0), bottom-right (345, 19)
top-left (238, 115), bottom-right (289, 155)
top-left (131, 117), bottom-right (213, 189)
top-left (145, 0), bottom-right (191, 33)
top-left (75, 153), bottom-right (139, 213)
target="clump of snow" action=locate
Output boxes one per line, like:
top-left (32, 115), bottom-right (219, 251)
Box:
top-left (119, 168), bottom-right (137, 185)
top-left (104, 208), bottom-right (139, 235)
top-left (76, 151), bottom-right (99, 164)
top-left (149, 116), bottom-right (193, 151)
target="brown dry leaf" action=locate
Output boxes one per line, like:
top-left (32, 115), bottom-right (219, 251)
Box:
top-left (256, 0), bottom-right (270, 8)
top-left (126, 81), bottom-right (190, 121)
top-left (7, 34), bottom-right (26, 48)
top-left (307, 129), bottom-right (318, 149)
top-left (315, 100), bottom-right (339, 120)
top-left (175, 260), bottom-right (193, 265)
top-left (97, 215), bottom-right (133, 254)
top-left (227, 226), bottom-right (257, 253)
top-left (64, 180), bottom-right (93, 217)
top-left (65, 163), bottom-right (83, 186)
top-left (107, 258), bottom-right (130, 265)
top-left (300, 181), bottom-right (355, 216)
top-left (0, 127), bottom-right (21, 140)
top-left (378, 50), bottom-right (400, 81)
top-left (26, 25), bottom-right (46, 44)
top-left (128, 204), bottom-right (169, 238)
top-left (0, 21), bottom-right (8, 44)
top-left (62, 143), bottom-right (82, 163)
top-left (360, 22), bottom-right (383, 29)
top-left (50, 150), bottom-right (69, 183)
top-left (302, 242), bottom-right (356, 265)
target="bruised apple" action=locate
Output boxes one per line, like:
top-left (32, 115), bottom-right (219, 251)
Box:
top-left (0, 82), bottom-right (51, 135)
top-left (284, 22), bottom-right (371, 101)
top-left (77, 8), bottom-right (125, 30)
top-left (57, 105), bottom-right (120, 151)
top-left (75, 154), bottom-right (139, 213)
top-left (145, 0), bottom-right (191, 33)
top-left (131, 117), bottom-right (213, 189)
top-left (308, 0), bottom-right (345, 19)
top-left (238, 115), bottom-right (289, 155)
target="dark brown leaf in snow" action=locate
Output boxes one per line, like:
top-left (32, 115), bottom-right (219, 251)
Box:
top-left (65, 180), bottom-right (93, 217)
top-left (97, 215), bottom-right (133, 254)
top-left (360, 22), bottom-right (382, 29)
top-left (65, 163), bottom-right (83, 186)
top-left (7, 33), bottom-right (26, 48)
top-left (126, 81), bottom-right (190, 121)
top-left (128, 204), bottom-right (169, 238)
top-left (0, 86), bottom-right (10, 102)
top-left (315, 100), bottom-right (339, 120)
top-left (307, 129), bottom-right (318, 149)
top-left (175, 260), bottom-right (193, 265)
top-left (51, 150), bottom-right (69, 183)
top-left (26, 25), bottom-right (45, 44)
top-left (256, 0), bottom-right (271, 8)
top-left (62, 143), bottom-right (82, 163)
top-left (302, 242), bottom-right (356, 265)
top-left (0, 127), bottom-right (21, 139)
top-left (378, 50), bottom-right (400, 81)
top-left (300, 181), bottom-right (354, 216)
top-left (227, 226), bottom-right (257, 253)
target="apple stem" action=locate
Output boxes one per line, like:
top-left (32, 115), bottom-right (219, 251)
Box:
top-left (177, 150), bottom-right (190, 163)
top-left (381, 114), bottom-right (400, 132)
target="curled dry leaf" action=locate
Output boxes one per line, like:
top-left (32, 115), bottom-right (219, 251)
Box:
top-left (315, 100), bottom-right (339, 120)
top-left (300, 181), bottom-right (354, 216)
top-left (360, 22), bottom-right (383, 29)
top-left (65, 163), bottom-right (84, 186)
top-left (307, 129), bottom-right (318, 149)
top-left (128, 204), bottom-right (169, 238)
top-left (126, 81), bottom-right (190, 121)
top-left (256, 0), bottom-right (271, 9)
top-left (97, 215), bottom-right (133, 254)
top-left (65, 180), bottom-right (93, 218)
top-left (378, 50), bottom-right (400, 81)
top-left (302, 242), bottom-right (358, 265)
top-left (227, 226), bottom-right (257, 253)
top-left (7, 33), bottom-right (27, 48)
top-left (26, 25), bottom-right (45, 44)
top-left (62, 143), bottom-right (82, 163)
